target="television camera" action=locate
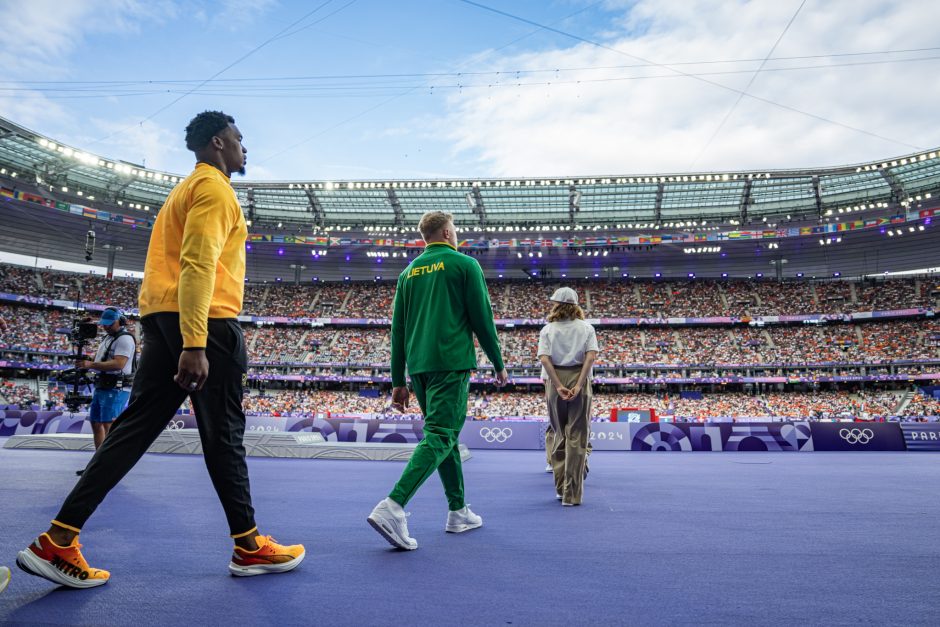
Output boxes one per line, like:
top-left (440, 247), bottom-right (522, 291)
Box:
top-left (53, 318), bottom-right (99, 411)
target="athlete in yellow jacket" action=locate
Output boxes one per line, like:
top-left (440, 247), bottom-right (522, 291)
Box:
top-left (17, 111), bottom-right (304, 589)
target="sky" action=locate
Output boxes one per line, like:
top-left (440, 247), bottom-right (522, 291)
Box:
top-left (0, 0), bottom-right (938, 181)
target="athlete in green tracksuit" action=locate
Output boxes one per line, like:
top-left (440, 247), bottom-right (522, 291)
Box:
top-left (368, 210), bottom-right (508, 550)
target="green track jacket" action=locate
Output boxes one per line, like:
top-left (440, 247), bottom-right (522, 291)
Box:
top-left (390, 242), bottom-right (505, 387)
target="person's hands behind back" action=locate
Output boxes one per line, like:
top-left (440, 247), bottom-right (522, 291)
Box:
top-left (495, 368), bottom-right (509, 387)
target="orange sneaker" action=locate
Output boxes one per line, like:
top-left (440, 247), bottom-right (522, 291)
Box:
top-left (16, 534), bottom-right (110, 589)
top-left (228, 535), bottom-right (305, 577)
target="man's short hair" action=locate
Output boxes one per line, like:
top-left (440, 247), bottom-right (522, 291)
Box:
top-left (185, 111), bottom-right (235, 151)
top-left (418, 210), bottom-right (454, 241)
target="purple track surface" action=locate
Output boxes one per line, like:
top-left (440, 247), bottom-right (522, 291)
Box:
top-left (1, 441), bottom-right (939, 626)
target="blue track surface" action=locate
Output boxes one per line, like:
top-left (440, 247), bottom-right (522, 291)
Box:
top-left (1, 443), bottom-right (939, 626)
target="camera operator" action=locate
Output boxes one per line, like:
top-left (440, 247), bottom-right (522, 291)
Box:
top-left (75, 308), bottom-right (136, 471)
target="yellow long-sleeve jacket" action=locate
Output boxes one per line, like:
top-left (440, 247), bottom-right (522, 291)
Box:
top-left (138, 163), bottom-right (247, 348)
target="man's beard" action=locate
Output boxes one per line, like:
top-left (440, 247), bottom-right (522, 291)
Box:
top-left (236, 165), bottom-right (246, 176)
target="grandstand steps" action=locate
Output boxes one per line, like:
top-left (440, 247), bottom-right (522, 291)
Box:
top-left (855, 325), bottom-right (865, 344)
top-left (761, 330), bottom-right (776, 349)
top-left (718, 289), bottom-right (729, 309)
top-left (632, 284), bottom-right (642, 305)
top-left (897, 390), bottom-right (915, 414)
top-left (810, 283), bottom-right (820, 308)
top-left (337, 288), bottom-right (353, 314)
top-left (848, 282), bottom-right (859, 305)
top-left (252, 285), bottom-right (270, 311)
top-left (584, 288), bottom-right (593, 314)
top-left (672, 330), bottom-right (684, 350)
top-left (327, 330), bottom-right (341, 352)
top-left (248, 330), bottom-right (259, 353)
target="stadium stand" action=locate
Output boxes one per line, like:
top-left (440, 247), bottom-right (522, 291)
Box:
top-left (2, 263), bottom-right (938, 419)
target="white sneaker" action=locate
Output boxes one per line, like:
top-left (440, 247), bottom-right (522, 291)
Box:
top-left (0, 566), bottom-right (9, 594)
top-left (368, 498), bottom-right (418, 550)
top-left (544, 463), bottom-right (552, 473)
top-left (445, 505), bottom-right (483, 533)
top-left (556, 493), bottom-right (562, 500)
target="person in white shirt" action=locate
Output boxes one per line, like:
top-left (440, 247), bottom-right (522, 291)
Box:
top-left (537, 287), bottom-right (599, 506)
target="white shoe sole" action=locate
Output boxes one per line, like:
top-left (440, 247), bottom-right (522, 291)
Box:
top-left (445, 520), bottom-right (483, 533)
top-left (16, 549), bottom-right (107, 589)
top-left (228, 549), bottom-right (305, 577)
top-left (368, 514), bottom-right (417, 550)
top-left (0, 567), bottom-right (9, 594)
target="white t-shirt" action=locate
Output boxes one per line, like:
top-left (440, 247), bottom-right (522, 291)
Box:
top-left (94, 332), bottom-right (136, 375)
top-left (537, 319), bottom-right (599, 380)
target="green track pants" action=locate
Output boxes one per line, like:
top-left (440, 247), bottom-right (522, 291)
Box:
top-left (389, 370), bottom-right (470, 511)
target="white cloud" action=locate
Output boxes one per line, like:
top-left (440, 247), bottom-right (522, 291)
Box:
top-left (0, 0), bottom-right (177, 77)
top-left (76, 117), bottom-right (186, 171)
top-left (217, 0), bottom-right (278, 29)
top-left (439, 0), bottom-right (940, 176)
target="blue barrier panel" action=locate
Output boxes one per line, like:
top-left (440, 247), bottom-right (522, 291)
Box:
top-left (459, 421), bottom-right (544, 450)
top-left (4, 411), bottom-right (936, 451)
top-left (809, 422), bottom-right (906, 451)
top-left (900, 423), bottom-right (940, 451)
top-left (627, 422), bottom-right (814, 451)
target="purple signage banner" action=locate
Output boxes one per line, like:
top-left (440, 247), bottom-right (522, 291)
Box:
top-left (626, 421), bottom-right (814, 452)
top-left (900, 423), bottom-right (940, 451)
top-left (1, 410), bottom-right (931, 452)
top-left (459, 421), bottom-right (544, 450)
top-left (808, 422), bottom-right (906, 451)
top-left (0, 410), bottom-right (89, 436)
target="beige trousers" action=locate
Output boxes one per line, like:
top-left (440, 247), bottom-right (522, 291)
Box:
top-left (545, 365), bottom-right (592, 505)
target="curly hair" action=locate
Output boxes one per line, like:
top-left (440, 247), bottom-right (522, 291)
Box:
top-left (547, 302), bottom-right (584, 322)
top-left (184, 111), bottom-right (235, 151)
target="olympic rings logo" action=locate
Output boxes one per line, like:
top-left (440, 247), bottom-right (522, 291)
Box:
top-left (166, 420), bottom-right (186, 430)
top-left (480, 427), bottom-right (513, 443)
top-left (839, 428), bottom-right (874, 445)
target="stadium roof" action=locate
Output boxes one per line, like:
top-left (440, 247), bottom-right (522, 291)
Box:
top-left (0, 115), bottom-right (938, 231)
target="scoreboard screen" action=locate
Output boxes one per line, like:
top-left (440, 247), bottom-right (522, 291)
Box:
top-left (611, 408), bottom-right (657, 422)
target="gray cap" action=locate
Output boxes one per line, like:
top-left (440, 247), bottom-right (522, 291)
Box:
top-left (550, 287), bottom-right (578, 305)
